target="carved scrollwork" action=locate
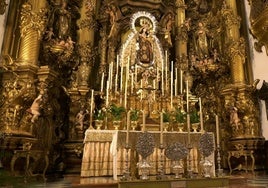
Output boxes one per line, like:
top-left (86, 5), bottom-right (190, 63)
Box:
top-left (19, 2), bottom-right (48, 40)
top-left (79, 0), bottom-right (98, 30)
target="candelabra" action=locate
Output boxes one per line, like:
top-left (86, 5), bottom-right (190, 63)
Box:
top-left (156, 144), bottom-right (166, 180)
top-left (121, 144), bottom-right (131, 181)
top-left (216, 145), bottom-right (223, 177)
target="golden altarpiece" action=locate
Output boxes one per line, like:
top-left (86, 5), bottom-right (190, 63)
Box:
top-left (0, 0), bottom-right (265, 176)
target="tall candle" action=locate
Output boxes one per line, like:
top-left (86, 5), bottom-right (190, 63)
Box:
top-left (175, 79), bottom-right (177, 96)
top-left (216, 115), bottom-right (220, 145)
top-left (116, 55), bottom-right (119, 75)
top-left (170, 70), bottom-right (173, 109)
top-left (160, 112), bottom-right (163, 145)
top-left (110, 62), bottom-right (113, 90)
top-left (120, 64), bottom-right (123, 92)
top-left (180, 69), bottom-right (183, 94)
top-left (100, 72), bottom-right (104, 93)
top-left (106, 81), bottom-right (109, 106)
top-left (135, 64), bottom-right (137, 83)
top-left (161, 60), bottom-right (164, 96)
top-left (131, 73), bottom-right (134, 93)
top-left (199, 97), bottom-right (204, 132)
top-left (115, 73), bottom-right (118, 93)
top-left (126, 111), bottom-right (130, 145)
top-left (153, 80), bottom-right (156, 101)
top-left (142, 110), bottom-right (146, 131)
top-left (124, 75), bottom-right (128, 109)
top-left (90, 89), bottom-right (94, 114)
top-left (186, 80), bottom-right (189, 113)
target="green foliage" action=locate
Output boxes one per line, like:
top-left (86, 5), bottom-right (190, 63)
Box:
top-left (190, 110), bottom-right (200, 123)
top-left (130, 109), bottom-right (139, 121)
top-left (174, 108), bottom-right (186, 123)
top-left (109, 104), bottom-right (126, 121)
top-left (163, 112), bottom-right (170, 122)
top-left (94, 109), bottom-right (105, 120)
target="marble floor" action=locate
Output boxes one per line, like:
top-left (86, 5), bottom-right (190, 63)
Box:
top-left (1, 170), bottom-right (268, 188)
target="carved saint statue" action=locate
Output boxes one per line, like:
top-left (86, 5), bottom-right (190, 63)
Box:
top-left (195, 22), bottom-right (209, 59)
top-left (48, 0), bottom-right (71, 40)
top-left (136, 18), bottom-right (154, 66)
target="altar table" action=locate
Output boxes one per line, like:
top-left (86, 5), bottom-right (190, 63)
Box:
top-left (81, 130), bottom-right (215, 180)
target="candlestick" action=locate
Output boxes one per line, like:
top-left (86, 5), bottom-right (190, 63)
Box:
top-left (120, 63), bottom-right (123, 92)
top-left (131, 73), bottom-right (134, 93)
top-left (100, 72), bottom-right (104, 93)
top-left (175, 79), bottom-right (177, 96)
top-left (124, 75), bottom-right (128, 109)
top-left (160, 112), bottom-right (163, 145)
top-left (110, 62), bottom-right (113, 90)
top-left (126, 111), bottom-right (130, 145)
top-left (135, 64), bottom-right (137, 83)
top-left (186, 80), bottom-right (189, 113)
top-left (170, 70), bottom-right (173, 110)
top-left (199, 97), bottom-right (204, 132)
top-left (153, 80), bottom-right (156, 101)
top-left (106, 80), bottom-right (109, 106)
top-left (90, 89), bottom-right (94, 114)
top-left (216, 115), bottom-right (220, 145)
top-left (187, 113), bottom-right (190, 144)
top-left (180, 69), bottom-right (183, 94)
top-left (115, 73), bottom-right (118, 93)
top-left (161, 60), bottom-right (164, 96)
top-left (116, 55), bottom-right (119, 76)
top-left (142, 110), bottom-right (146, 131)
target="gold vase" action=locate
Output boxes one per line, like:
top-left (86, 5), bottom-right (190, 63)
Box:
top-left (95, 120), bottom-right (103, 130)
top-left (163, 122), bottom-right (169, 132)
top-left (177, 123), bottom-right (185, 132)
top-left (113, 120), bottom-right (121, 130)
top-left (131, 121), bottom-right (138, 130)
top-left (192, 123), bottom-right (200, 132)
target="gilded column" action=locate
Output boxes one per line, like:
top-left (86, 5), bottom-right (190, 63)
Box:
top-left (222, 1), bottom-right (245, 84)
top-left (76, 0), bottom-right (97, 90)
top-left (18, 0), bottom-right (47, 65)
top-left (175, 0), bottom-right (187, 58)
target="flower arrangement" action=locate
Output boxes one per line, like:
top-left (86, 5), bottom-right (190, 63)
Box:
top-left (130, 109), bottom-right (139, 121)
top-left (163, 111), bottom-right (170, 123)
top-left (174, 108), bottom-right (186, 123)
top-left (94, 109), bottom-right (105, 120)
top-left (109, 104), bottom-right (126, 121)
top-left (190, 109), bottom-right (200, 124)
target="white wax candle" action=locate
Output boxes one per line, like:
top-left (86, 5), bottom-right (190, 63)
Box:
top-left (170, 70), bottom-right (173, 109)
top-left (131, 73), bottom-right (134, 93)
top-left (106, 81), bottom-right (109, 106)
top-left (216, 115), bottom-right (220, 145)
top-left (116, 55), bottom-right (119, 75)
top-left (175, 79), bottom-right (177, 96)
top-left (115, 73), bottom-right (118, 93)
top-left (160, 113), bottom-right (163, 145)
top-left (135, 64), bottom-right (137, 83)
top-left (110, 62), bottom-right (113, 90)
top-left (142, 110), bottom-right (146, 131)
top-left (120, 64), bottom-right (123, 92)
top-left (186, 80), bottom-right (189, 113)
top-left (100, 72), bottom-right (104, 93)
top-left (90, 89), bottom-right (94, 114)
top-left (124, 75), bottom-right (128, 109)
top-left (161, 60), bottom-right (164, 96)
top-left (126, 111), bottom-right (130, 145)
top-left (199, 97), bottom-right (204, 132)
top-left (180, 69), bottom-right (183, 94)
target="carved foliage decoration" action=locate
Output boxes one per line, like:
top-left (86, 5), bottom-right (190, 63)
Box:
top-left (20, 2), bottom-right (48, 39)
top-left (79, 0), bottom-right (97, 30)
top-left (248, 0), bottom-right (268, 55)
top-left (0, 0), bottom-right (8, 15)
